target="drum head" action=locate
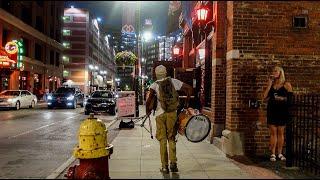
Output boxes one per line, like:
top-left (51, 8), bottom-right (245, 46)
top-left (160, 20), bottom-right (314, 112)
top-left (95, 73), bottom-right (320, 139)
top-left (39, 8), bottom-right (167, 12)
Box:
top-left (185, 114), bottom-right (211, 143)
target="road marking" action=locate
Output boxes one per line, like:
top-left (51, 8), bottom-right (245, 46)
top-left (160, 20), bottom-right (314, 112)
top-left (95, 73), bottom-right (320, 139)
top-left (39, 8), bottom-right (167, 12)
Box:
top-left (46, 118), bottom-right (117, 179)
top-left (8, 114), bottom-right (81, 139)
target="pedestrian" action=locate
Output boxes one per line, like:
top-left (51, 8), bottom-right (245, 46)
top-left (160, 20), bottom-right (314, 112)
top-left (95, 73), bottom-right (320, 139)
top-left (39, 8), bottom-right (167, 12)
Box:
top-left (263, 65), bottom-right (293, 162)
top-left (43, 87), bottom-right (49, 102)
top-left (145, 65), bottom-right (193, 173)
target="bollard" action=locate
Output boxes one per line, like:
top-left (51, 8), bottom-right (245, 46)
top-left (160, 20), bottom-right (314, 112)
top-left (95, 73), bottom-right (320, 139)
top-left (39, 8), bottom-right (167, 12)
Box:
top-left (65, 113), bottom-right (113, 179)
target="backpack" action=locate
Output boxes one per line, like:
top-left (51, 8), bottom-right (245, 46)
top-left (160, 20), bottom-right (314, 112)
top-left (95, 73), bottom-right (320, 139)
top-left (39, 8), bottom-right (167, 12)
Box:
top-left (156, 77), bottom-right (179, 112)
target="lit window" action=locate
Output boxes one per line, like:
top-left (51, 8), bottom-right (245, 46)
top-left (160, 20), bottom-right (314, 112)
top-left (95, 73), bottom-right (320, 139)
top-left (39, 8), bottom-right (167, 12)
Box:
top-left (63, 29), bottom-right (71, 36)
top-left (63, 16), bottom-right (73, 23)
top-left (63, 42), bottom-right (71, 48)
top-left (63, 70), bottom-right (69, 77)
top-left (62, 56), bottom-right (70, 63)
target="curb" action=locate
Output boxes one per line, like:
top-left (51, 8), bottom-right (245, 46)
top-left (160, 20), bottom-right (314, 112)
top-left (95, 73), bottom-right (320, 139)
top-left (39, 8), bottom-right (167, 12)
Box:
top-left (45, 118), bottom-right (119, 179)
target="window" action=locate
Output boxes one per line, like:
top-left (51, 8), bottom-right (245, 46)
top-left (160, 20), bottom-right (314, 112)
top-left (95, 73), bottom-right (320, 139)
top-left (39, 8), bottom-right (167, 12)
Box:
top-left (1, 0), bottom-right (12, 13)
top-left (23, 91), bottom-right (31, 95)
top-left (293, 16), bottom-right (308, 28)
top-left (50, 51), bottom-right (54, 65)
top-left (21, 6), bottom-right (32, 25)
top-left (63, 16), bottom-right (73, 23)
top-left (36, 1), bottom-right (43, 7)
top-left (63, 70), bottom-right (69, 77)
top-left (55, 52), bottom-right (60, 67)
top-left (63, 29), bottom-right (71, 36)
top-left (21, 91), bottom-right (28, 96)
top-left (35, 16), bottom-right (43, 33)
top-left (63, 42), bottom-right (70, 48)
top-left (34, 43), bottom-right (42, 61)
top-left (55, 29), bottom-right (61, 43)
top-left (62, 56), bottom-right (70, 63)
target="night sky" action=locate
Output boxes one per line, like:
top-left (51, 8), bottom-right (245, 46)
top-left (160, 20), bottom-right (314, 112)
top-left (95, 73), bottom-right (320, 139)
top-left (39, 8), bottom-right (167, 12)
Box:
top-left (64, 1), bottom-right (170, 36)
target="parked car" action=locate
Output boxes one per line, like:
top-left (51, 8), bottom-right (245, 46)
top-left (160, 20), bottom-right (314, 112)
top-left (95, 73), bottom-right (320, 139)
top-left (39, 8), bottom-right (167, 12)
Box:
top-left (0, 90), bottom-right (37, 110)
top-left (84, 90), bottom-right (117, 115)
top-left (47, 87), bottom-right (84, 109)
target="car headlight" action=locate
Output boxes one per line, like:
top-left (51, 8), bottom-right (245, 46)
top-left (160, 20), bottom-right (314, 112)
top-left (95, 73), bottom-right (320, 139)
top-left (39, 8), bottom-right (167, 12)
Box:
top-left (67, 95), bottom-right (74, 101)
top-left (47, 95), bottom-right (53, 100)
top-left (7, 98), bottom-right (13, 102)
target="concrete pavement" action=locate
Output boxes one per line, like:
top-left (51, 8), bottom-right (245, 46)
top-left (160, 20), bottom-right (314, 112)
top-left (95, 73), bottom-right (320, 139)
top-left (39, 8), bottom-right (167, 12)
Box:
top-left (107, 107), bottom-right (253, 179)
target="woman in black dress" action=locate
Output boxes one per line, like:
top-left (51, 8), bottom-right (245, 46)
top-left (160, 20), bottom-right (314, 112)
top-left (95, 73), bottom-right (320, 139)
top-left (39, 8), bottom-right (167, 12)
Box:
top-left (263, 66), bottom-right (293, 162)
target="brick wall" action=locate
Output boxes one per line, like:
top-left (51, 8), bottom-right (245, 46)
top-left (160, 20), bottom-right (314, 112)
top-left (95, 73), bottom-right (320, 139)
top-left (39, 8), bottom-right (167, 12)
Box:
top-left (226, 1), bottom-right (320, 155)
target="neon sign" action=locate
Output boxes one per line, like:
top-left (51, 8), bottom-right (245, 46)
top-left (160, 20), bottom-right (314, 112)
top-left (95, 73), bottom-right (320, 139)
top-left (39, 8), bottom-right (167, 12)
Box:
top-left (0, 40), bottom-right (24, 69)
top-left (5, 41), bottom-right (18, 54)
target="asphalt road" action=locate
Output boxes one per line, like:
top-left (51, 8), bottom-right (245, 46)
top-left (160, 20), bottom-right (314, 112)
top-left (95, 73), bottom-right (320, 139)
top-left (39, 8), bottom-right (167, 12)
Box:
top-left (0, 103), bottom-right (117, 179)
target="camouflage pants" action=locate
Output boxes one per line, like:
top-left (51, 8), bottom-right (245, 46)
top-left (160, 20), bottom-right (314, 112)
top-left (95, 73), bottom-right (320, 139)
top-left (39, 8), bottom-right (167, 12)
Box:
top-left (155, 111), bottom-right (178, 167)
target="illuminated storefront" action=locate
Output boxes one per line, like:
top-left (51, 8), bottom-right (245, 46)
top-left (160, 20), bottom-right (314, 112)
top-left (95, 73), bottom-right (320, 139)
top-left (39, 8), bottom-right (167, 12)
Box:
top-left (0, 40), bottom-right (21, 92)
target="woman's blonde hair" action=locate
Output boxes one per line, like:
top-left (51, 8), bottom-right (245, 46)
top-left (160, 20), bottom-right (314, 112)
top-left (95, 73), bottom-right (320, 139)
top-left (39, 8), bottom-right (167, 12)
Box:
top-left (273, 66), bottom-right (285, 84)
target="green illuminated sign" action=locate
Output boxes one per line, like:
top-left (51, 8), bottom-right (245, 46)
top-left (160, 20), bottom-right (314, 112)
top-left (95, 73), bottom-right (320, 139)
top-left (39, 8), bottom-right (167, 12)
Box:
top-left (13, 39), bottom-right (24, 69)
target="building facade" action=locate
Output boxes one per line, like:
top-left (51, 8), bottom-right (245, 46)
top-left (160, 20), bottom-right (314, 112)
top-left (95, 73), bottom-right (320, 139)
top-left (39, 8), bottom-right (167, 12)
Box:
top-left (63, 7), bottom-right (115, 94)
top-left (0, 1), bottom-right (64, 96)
top-left (143, 40), bottom-right (159, 80)
top-left (179, 1), bottom-right (320, 157)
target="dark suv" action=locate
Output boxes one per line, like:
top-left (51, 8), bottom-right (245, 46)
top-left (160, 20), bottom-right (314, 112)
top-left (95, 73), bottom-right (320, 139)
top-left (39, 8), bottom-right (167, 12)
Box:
top-left (84, 90), bottom-right (117, 115)
top-left (47, 87), bottom-right (84, 109)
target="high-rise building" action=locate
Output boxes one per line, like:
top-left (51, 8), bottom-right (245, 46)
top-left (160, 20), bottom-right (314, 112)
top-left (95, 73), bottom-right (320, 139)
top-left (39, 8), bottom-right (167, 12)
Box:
top-left (115, 2), bottom-right (139, 91)
top-left (63, 7), bottom-right (115, 94)
top-left (104, 27), bottom-right (121, 53)
top-left (158, 36), bottom-right (175, 61)
top-left (143, 40), bottom-right (159, 80)
top-left (0, 1), bottom-right (64, 96)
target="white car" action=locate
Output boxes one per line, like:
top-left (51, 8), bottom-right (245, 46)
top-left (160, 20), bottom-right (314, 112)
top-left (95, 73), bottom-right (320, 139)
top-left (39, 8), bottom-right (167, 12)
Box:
top-left (0, 90), bottom-right (38, 110)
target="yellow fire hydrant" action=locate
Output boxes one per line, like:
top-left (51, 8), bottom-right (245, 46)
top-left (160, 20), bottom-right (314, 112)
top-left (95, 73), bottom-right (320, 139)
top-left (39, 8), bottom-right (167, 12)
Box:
top-left (65, 113), bottom-right (113, 179)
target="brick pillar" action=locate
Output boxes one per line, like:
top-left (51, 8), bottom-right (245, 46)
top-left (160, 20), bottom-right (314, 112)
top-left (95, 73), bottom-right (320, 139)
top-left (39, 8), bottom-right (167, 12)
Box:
top-left (219, 1), bottom-right (246, 156)
top-left (211, 1), bottom-right (227, 138)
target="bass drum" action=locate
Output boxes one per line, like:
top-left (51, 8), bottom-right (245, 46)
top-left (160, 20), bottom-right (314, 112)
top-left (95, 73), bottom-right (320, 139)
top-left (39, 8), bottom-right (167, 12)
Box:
top-left (178, 109), bottom-right (211, 143)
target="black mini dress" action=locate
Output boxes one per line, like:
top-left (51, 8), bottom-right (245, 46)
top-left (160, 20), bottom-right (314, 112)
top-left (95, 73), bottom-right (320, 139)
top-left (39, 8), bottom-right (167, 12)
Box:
top-left (267, 85), bottom-right (289, 126)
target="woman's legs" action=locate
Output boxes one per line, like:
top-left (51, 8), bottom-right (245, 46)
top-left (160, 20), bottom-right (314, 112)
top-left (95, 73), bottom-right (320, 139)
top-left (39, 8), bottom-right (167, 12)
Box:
top-left (269, 125), bottom-right (278, 155)
top-left (277, 126), bottom-right (285, 155)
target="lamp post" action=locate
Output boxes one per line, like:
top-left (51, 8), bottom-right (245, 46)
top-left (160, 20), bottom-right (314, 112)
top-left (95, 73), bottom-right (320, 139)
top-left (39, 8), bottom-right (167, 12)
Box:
top-left (194, 2), bottom-right (210, 110)
top-left (139, 31), bottom-right (153, 105)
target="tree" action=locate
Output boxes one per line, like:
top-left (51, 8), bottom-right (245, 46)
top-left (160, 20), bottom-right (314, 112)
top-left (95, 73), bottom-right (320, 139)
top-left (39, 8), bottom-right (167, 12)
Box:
top-left (115, 51), bottom-right (137, 66)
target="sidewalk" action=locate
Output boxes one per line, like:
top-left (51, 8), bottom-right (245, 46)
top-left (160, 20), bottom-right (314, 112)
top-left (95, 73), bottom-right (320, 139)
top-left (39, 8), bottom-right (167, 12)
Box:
top-left (108, 107), bottom-right (253, 179)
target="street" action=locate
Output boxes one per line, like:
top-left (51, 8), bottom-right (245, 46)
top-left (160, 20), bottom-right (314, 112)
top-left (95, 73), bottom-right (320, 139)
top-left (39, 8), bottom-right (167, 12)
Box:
top-left (0, 104), bottom-right (117, 179)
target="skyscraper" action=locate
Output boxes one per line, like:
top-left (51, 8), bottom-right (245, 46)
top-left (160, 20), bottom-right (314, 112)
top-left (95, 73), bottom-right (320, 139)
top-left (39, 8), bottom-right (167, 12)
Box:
top-left (115, 2), bottom-right (139, 91)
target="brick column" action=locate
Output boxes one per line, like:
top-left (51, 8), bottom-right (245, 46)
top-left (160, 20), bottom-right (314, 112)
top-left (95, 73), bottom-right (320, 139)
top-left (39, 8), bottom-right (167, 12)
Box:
top-left (211, 1), bottom-right (227, 138)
